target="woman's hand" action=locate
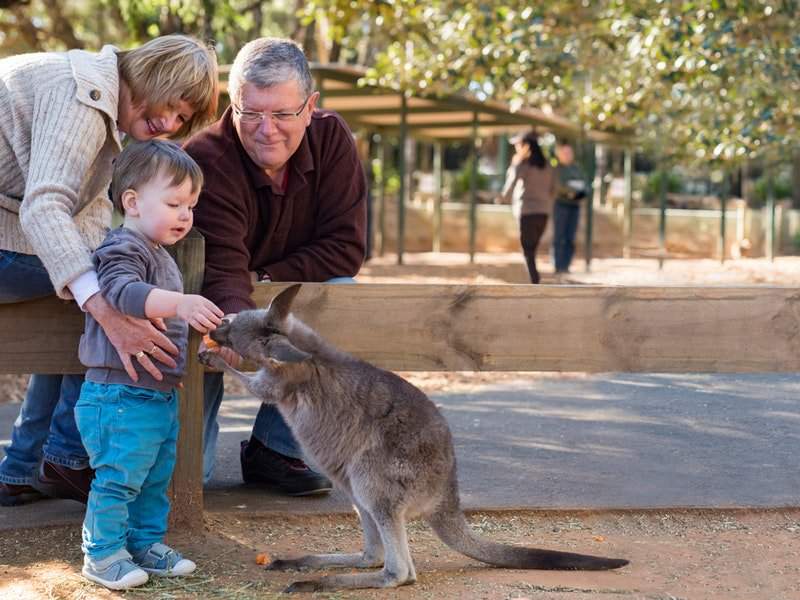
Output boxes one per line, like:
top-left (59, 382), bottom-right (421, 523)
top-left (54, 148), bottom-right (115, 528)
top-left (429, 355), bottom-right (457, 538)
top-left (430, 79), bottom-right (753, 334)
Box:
top-left (84, 293), bottom-right (179, 381)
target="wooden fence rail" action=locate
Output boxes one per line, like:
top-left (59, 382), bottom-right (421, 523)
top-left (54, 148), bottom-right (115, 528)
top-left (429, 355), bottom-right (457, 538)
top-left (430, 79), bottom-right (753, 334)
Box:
top-left (2, 239), bottom-right (798, 525)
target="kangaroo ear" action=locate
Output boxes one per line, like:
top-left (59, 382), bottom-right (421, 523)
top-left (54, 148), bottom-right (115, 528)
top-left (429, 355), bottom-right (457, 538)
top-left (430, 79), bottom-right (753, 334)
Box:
top-left (266, 337), bottom-right (311, 365)
top-left (266, 283), bottom-right (302, 323)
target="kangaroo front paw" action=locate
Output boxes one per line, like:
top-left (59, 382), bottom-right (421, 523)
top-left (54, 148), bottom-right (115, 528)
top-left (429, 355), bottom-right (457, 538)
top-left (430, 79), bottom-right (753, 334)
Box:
top-left (198, 350), bottom-right (224, 369)
top-left (285, 580), bottom-right (323, 593)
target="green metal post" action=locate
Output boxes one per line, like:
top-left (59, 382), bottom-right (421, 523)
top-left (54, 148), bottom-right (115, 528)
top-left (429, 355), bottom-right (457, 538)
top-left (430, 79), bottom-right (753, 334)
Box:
top-left (376, 133), bottom-right (387, 257)
top-left (622, 148), bottom-right (633, 259)
top-left (397, 94), bottom-right (407, 265)
top-left (468, 112), bottom-right (479, 263)
top-left (718, 172), bottom-right (728, 264)
top-left (766, 167), bottom-right (775, 262)
top-left (658, 167), bottom-right (667, 269)
top-left (498, 134), bottom-right (509, 179)
top-left (433, 141), bottom-right (443, 253)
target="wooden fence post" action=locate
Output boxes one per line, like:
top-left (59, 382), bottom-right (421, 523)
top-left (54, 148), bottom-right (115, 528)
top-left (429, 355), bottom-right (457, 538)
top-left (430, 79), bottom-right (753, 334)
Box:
top-left (167, 229), bottom-right (205, 529)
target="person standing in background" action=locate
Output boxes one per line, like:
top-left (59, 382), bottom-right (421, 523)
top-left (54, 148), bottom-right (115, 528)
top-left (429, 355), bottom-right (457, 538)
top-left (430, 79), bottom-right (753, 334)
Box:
top-left (500, 131), bottom-right (556, 284)
top-left (552, 139), bottom-right (587, 275)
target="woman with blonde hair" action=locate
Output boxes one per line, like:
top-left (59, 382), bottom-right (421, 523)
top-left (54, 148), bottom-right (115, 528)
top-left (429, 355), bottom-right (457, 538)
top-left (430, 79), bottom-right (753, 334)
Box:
top-left (0, 35), bottom-right (218, 506)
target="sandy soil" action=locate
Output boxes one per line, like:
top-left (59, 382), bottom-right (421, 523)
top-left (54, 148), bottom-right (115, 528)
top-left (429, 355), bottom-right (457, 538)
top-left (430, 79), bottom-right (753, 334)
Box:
top-left (3, 254), bottom-right (800, 599)
top-left (2, 509), bottom-right (799, 599)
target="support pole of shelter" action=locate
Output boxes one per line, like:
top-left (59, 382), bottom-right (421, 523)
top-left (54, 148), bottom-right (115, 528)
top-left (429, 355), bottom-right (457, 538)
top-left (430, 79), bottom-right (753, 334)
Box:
top-left (377, 133), bottom-right (387, 256)
top-left (718, 172), bottom-right (728, 264)
top-left (658, 165), bottom-right (668, 269)
top-left (397, 94), bottom-right (407, 265)
top-left (433, 141), bottom-right (443, 253)
top-left (373, 132), bottom-right (386, 256)
top-left (622, 148), bottom-right (633, 259)
top-left (468, 112), bottom-right (478, 263)
top-left (766, 167), bottom-right (775, 262)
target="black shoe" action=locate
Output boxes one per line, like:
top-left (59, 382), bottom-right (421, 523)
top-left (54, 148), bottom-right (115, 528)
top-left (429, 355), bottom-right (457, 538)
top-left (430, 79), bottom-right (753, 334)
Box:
top-left (32, 461), bottom-right (94, 504)
top-left (240, 438), bottom-right (332, 497)
top-left (0, 481), bottom-right (45, 506)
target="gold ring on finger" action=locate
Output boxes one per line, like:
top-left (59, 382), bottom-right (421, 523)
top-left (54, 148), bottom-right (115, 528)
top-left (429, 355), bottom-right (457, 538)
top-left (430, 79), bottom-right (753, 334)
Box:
top-left (147, 344), bottom-right (157, 354)
top-left (135, 350), bottom-right (146, 360)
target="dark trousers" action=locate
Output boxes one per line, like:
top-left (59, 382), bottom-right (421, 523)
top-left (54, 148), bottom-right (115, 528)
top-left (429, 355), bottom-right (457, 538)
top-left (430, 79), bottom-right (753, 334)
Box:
top-left (553, 201), bottom-right (581, 273)
top-left (519, 213), bottom-right (548, 284)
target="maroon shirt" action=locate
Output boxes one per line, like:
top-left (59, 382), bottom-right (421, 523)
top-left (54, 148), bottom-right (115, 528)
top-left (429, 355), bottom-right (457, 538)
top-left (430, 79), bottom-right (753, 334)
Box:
top-left (184, 107), bottom-right (367, 314)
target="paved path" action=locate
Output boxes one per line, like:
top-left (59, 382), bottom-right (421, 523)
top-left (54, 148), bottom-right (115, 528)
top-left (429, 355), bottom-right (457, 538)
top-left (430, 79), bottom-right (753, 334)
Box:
top-left (2, 372), bottom-right (798, 529)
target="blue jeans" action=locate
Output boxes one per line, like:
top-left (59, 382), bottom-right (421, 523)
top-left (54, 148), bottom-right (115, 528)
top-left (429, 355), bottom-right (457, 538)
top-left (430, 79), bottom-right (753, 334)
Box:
top-left (202, 277), bottom-right (356, 482)
top-left (0, 251), bottom-right (88, 485)
top-left (552, 201), bottom-right (581, 273)
top-left (76, 382), bottom-right (178, 561)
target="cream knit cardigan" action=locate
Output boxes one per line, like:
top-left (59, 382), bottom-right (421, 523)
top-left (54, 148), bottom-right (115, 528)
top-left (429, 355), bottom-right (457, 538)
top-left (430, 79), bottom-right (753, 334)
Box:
top-left (0, 45), bottom-right (122, 299)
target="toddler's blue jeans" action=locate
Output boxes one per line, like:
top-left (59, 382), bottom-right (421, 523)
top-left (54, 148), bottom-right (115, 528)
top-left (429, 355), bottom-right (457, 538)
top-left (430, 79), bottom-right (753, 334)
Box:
top-left (75, 381), bottom-right (178, 561)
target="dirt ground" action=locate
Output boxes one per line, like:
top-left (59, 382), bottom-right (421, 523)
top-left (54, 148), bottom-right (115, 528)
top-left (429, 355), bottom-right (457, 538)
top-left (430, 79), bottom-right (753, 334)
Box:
top-left (3, 254), bottom-right (800, 599)
top-left (2, 509), bottom-right (799, 599)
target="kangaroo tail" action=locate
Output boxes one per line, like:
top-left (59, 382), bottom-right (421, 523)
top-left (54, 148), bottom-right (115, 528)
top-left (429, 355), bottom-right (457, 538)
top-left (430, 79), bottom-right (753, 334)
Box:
top-left (426, 506), bottom-right (628, 571)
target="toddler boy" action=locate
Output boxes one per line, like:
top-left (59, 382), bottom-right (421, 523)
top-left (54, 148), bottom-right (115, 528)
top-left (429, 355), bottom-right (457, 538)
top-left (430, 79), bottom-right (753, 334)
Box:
top-left (75, 140), bottom-right (223, 589)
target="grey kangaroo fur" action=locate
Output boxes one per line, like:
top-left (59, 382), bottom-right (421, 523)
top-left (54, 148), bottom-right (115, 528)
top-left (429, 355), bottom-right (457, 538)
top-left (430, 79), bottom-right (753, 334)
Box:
top-left (200, 284), bottom-right (628, 593)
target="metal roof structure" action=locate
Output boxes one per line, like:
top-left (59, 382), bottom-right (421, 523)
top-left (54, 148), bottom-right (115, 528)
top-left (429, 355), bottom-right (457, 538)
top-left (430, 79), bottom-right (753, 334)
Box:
top-left (221, 63), bottom-right (630, 145)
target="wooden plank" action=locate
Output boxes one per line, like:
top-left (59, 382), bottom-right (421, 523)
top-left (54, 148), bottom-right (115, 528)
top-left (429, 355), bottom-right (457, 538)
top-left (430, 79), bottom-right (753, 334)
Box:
top-left (0, 295), bottom-right (84, 374)
top-left (249, 283), bottom-right (800, 373)
top-left (3, 283), bottom-right (800, 374)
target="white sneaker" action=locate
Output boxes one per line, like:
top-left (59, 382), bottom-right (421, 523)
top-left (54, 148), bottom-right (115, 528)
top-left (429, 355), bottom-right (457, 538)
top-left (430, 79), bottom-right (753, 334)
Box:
top-left (83, 550), bottom-right (149, 590)
top-left (132, 542), bottom-right (196, 576)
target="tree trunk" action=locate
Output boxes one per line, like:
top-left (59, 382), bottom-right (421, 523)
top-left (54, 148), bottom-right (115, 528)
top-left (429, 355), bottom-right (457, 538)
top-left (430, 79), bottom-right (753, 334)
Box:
top-left (792, 149), bottom-right (800, 210)
top-left (41, 0), bottom-right (84, 48)
top-left (202, 0), bottom-right (215, 41)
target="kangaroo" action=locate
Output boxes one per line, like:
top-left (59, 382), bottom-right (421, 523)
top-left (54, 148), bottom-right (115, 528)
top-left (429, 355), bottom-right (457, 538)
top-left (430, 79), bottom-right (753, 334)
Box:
top-left (199, 284), bottom-right (629, 592)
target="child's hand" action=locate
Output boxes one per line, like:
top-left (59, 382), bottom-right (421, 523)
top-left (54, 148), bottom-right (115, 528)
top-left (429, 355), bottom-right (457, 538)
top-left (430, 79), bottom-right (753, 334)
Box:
top-left (177, 294), bottom-right (224, 333)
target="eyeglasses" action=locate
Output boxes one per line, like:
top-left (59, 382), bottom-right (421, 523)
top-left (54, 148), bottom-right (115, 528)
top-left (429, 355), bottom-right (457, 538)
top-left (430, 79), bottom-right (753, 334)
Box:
top-left (232, 95), bottom-right (312, 125)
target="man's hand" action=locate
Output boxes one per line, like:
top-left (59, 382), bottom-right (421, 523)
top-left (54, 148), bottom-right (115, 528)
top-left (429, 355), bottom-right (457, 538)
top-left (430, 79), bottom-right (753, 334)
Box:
top-left (85, 293), bottom-right (179, 381)
top-left (177, 294), bottom-right (224, 333)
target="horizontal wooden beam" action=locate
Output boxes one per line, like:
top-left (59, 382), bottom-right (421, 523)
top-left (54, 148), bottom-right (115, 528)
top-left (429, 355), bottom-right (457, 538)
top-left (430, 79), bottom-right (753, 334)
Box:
top-left (5, 284), bottom-right (797, 374)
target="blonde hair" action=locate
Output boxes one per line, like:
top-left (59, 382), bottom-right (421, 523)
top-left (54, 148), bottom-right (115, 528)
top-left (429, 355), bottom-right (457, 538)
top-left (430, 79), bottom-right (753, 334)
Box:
top-left (117, 35), bottom-right (219, 138)
top-left (111, 140), bottom-right (204, 214)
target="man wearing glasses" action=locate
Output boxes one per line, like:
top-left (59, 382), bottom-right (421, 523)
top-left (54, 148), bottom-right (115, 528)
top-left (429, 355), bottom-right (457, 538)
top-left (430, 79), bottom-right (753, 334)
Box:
top-left (184, 38), bottom-right (366, 496)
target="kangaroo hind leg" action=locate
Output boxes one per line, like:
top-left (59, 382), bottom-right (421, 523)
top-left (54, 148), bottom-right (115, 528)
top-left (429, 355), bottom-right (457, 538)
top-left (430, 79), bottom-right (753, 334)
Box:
top-left (284, 506), bottom-right (414, 592)
top-left (266, 499), bottom-right (384, 572)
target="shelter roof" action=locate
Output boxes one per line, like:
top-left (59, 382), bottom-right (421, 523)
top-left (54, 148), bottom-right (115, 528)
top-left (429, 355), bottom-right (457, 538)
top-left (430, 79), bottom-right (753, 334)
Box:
top-left (220, 63), bottom-right (630, 145)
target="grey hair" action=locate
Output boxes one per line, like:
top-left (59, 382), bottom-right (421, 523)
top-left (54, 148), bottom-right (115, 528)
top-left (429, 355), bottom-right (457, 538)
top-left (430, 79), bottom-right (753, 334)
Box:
top-left (228, 37), bottom-right (314, 105)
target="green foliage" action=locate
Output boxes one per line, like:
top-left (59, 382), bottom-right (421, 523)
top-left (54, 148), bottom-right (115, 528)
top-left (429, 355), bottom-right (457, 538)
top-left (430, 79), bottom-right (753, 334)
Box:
top-left (752, 170), bottom-right (792, 206)
top-left (450, 157), bottom-right (490, 199)
top-left (643, 170), bottom-right (684, 204)
top-left (371, 158), bottom-right (400, 195)
top-left (0, 0), bottom-right (297, 63)
top-left (302, 0), bottom-right (799, 167)
top-left (1, 0), bottom-right (797, 170)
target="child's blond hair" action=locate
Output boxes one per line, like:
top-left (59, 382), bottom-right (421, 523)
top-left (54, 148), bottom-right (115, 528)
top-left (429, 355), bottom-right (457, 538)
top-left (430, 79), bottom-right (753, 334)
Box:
top-left (111, 140), bottom-right (203, 214)
top-left (117, 35), bottom-right (219, 138)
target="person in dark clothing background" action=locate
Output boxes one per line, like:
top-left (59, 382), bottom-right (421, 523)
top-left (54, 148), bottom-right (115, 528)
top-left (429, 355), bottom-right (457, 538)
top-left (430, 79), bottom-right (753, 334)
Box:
top-left (500, 131), bottom-right (556, 284)
top-left (552, 138), bottom-right (587, 274)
